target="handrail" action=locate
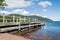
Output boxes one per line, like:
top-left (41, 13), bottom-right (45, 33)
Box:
top-left (0, 15), bottom-right (40, 23)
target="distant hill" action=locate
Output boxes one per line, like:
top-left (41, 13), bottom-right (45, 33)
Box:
top-left (8, 14), bottom-right (53, 22)
top-left (0, 14), bottom-right (53, 22)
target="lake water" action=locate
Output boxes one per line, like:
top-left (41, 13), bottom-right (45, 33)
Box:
top-left (24, 21), bottom-right (60, 40)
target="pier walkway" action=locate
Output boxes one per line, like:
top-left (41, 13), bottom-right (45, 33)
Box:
top-left (0, 22), bottom-right (44, 33)
top-left (0, 15), bottom-right (44, 33)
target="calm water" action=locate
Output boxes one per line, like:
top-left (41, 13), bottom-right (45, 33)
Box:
top-left (25, 21), bottom-right (60, 40)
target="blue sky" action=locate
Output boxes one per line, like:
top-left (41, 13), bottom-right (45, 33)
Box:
top-left (0, 0), bottom-right (60, 21)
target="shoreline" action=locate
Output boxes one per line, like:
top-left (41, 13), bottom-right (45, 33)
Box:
top-left (0, 33), bottom-right (31, 40)
top-left (10, 26), bottom-right (42, 40)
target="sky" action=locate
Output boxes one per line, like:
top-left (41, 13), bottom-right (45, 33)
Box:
top-left (0, 0), bottom-right (60, 21)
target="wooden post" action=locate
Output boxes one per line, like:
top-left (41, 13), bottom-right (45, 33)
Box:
top-left (36, 19), bottom-right (38, 22)
top-left (3, 13), bottom-right (5, 23)
top-left (6, 19), bottom-right (7, 22)
top-left (37, 19), bottom-right (38, 23)
top-left (19, 17), bottom-right (21, 22)
top-left (16, 18), bottom-right (19, 24)
top-left (33, 18), bottom-right (34, 22)
top-left (34, 19), bottom-right (36, 22)
top-left (13, 15), bottom-right (15, 22)
top-left (18, 22), bottom-right (21, 34)
top-left (28, 17), bottom-right (31, 32)
top-left (32, 18), bottom-right (34, 22)
top-left (24, 17), bottom-right (25, 22)
top-left (29, 17), bottom-right (30, 23)
top-left (18, 17), bottom-right (21, 34)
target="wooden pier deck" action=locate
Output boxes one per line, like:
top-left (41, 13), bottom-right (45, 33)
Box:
top-left (0, 22), bottom-right (44, 33)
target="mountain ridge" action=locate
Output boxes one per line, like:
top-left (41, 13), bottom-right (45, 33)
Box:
top-left (8, 14), bottom-right (53, 22)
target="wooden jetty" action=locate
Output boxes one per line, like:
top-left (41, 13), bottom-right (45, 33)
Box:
top-left (0, 15), bottom-right (45, 33)
top-left (0, 22), bottom-right (44, 33)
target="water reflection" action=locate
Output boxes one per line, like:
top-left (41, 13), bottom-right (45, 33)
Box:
top-left (23, 25), bottom-right (60, 40)
top-left (11, 22), bottom-right (60, 40)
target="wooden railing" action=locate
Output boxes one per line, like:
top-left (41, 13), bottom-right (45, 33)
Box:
top-left (0, 15), bottom-right (41, 23)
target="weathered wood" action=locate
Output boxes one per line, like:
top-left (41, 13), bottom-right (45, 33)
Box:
top-left (0, 22), bottom-right (44, 33)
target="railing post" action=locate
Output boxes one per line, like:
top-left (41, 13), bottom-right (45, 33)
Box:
top-left (28, 17), bottom-right (31, 32)
top-left (18, 17), bottom-right (21, 34)
top-left (18, 22), bottom-right (21, 34)
top-left (13, 15), bottom-right (15, 22)
top-left (32, 18), bottom-right (34, 22)
top-left (3, 13), bottom-right (5, 23)
top-left (29, 17), bottom-right (30, 23)
top-left (35, 18), bottom-right (37, 23)
top-left (6, 19), bottom-right (7, 22)
top-left (31, 18), bottom-right (32, 22)
top-left (34, 19), bottom-right (36, 22)
top-left (19, 17), bottom-right (21, 22)
top-left (24, 17), bottom-right (26, 22)
top-left (24, 17), bottom-right (25, 22)
top-left (16, 18), bottom-right (19, 24)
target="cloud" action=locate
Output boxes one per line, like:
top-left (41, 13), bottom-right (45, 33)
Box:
top-left (42, 9), bottom-right (47, 12)
top-left (0, 11), bottom-right (8, 14)
top-left (12, 9), bottom-right (24, 14)
top-left (22, 11), bottom-right (30, 15)
top-left (30, 0), bottom-right (39, 1)
top-left (0, 9), bottom-right (30, 15)
top-left (0, 9), bottom-right (23, 15)
top-left (0, 11), bottom-right (11, 15)
top-left (12, 9), bottom-right (30, 15)
top-left (30, 14), bottom-right (35, 15)
top-left (5, 0), bottom-right (33, 8)
top-left (30, 13), bottom-right (40, 16)
top-left (42, 16), bottom-right (47, 18)
top-left (39, 1), bottom-right (52, 8)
